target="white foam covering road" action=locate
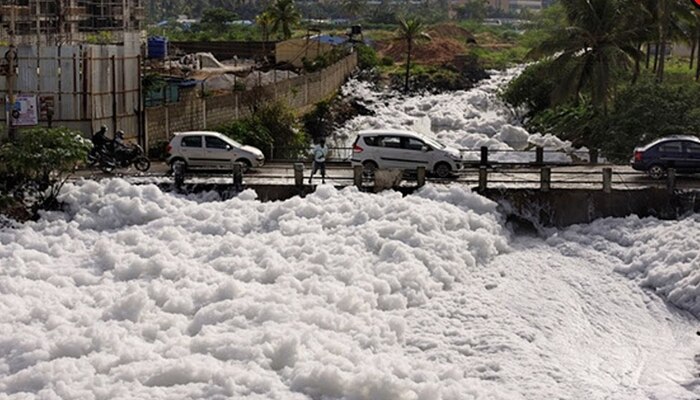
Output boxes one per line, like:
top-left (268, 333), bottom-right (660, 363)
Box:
top-left (1, 180), bottom-right (699, 399)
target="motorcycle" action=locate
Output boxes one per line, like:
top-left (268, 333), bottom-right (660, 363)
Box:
top-left (87, 141), bottom-right (150, 173)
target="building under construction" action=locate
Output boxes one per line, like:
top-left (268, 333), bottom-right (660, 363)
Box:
top-left (0, 0), bottom-right (145, 45)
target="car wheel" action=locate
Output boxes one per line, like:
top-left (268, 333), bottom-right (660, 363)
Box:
top-left (647, 164), bottom-right (666, 180)
top-left (434, 162), bottom-right (451, 178)
top-left (235, 158), bottom-right (252, 173)
top-left (362, 161), bottom-right (378, 176)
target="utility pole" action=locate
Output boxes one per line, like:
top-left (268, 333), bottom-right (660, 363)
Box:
top-left (5, 0), bottom-right (18, 141)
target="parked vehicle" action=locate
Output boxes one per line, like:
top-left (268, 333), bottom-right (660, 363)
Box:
top-left (350, 129), bottom-right (463, 178)
top-left (166, 131), bottom-right (265, 171)
top-left (631, 136), bottom-right (700, 179)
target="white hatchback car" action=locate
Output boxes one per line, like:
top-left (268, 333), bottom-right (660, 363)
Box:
top-left (166, 131), bottom-right (265, 171)
top-left (350, 129), bottom-right (463, 178)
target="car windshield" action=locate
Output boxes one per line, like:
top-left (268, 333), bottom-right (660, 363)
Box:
top-left (226, 138), bottom-right (242, 147)
top-left (423, 137), bottom-right (446, 149)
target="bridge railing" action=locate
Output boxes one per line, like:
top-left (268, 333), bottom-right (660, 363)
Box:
top-left (268, 145), bottom-right (608, 166)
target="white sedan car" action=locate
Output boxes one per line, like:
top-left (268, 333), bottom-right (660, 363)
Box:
top-left (166, 131), bottom-right (265, 171)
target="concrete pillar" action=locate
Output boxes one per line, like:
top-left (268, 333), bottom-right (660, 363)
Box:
top-left (667, 168), bottom-right (676, 193)
top-left (602, 167), bottom-right (612, 193)
top-left (590, 148), bottom-right (599, 164)
top-left (478, 166), bottom-right (488, 192)
top-left (480, 146), bottom-right (488, 166)
top-left (417, 166), bottom-right (426, 187)
top-left (540, 167), bottom-right (551, 192)
top-left (294, 163), bottom-right (304, 187)
top-left (232, 162), bottom-right (243, 191)
top-left (173, 161), bottom-right (185, 190)
top-left (353, 165), bottom-right (363, 188)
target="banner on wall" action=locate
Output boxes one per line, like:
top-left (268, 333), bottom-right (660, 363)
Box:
top-left (5, 95), bottom-right (39, 126)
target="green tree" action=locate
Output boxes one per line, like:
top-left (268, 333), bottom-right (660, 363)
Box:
top-left (342, 0), bottom-right (365, 19)
top-left (0, 127), bottom-right (91, 218)
top-left (396, 16), bottom-right (431, 93)
top-left (456, 0), bottom-right (488, 21)
top-left (529, 0), bottom-right (643, 111)
top-left (200, 7), bottom-right (237, 31)
top-left (268, 0), bottom-right (301, 40)
top-left (255, 11), bottom-right (275, 42)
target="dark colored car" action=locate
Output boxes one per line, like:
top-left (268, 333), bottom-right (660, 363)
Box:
top-left (631, 136), bottom-right (700, 179)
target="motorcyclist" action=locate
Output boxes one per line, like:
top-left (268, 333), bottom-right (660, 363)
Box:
top-left (92, 125), bottom-right (109, 151)
top-left (112, 130), bottom-right (129, 159)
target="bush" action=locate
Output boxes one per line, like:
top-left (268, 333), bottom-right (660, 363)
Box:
top-left (148, 140), bottom-right (170, 160)
top-left (355, 44), bottom-right (379, 70)
top-left (217, 100), bottom-right (309, 159)
top-left (500, 60), bottom-right (559, 117)
top-left (380, 56), bottom-right (395, 67)
top-left (0, 126), bottom-right (91, 219)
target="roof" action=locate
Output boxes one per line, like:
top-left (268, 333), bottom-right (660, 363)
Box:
top-left (174, 130), bottom-right (223, 136)
top-left (358, 129), bottom-right (421, 137)
top-left (310, 35), bottom-right (348, 46)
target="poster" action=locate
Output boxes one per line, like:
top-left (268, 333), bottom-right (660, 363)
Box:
top-left (6, 94), bottom-right (38, 126)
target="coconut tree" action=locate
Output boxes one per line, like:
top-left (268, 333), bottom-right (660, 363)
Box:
top-left (396, 16), bottom-right (431, 93)
top-left (268, 0), bottom-right (301, 40)
top-left (529, 0), bottom-right (643, 112)
top-left (256, 11), bottom-right (275, 41)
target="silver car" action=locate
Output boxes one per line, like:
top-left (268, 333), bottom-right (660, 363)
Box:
top-left (166, 131), bottom-right (265, 171)
top-left (350, 129), bottom-right (463, 178)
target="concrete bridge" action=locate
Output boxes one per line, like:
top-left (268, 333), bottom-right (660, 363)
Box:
top-left (76, 161), bottom-right (700, 227)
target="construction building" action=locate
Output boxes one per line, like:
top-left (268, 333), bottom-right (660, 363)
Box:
top-left (0, 0), bottom-right (145, 45)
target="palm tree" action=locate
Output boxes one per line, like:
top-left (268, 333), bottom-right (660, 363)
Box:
top-left (529, 0), bottom-right (643, 111)
top-left (268, 0), bottom-right (301, 40)
top-left (256, 11), bottom-right (275, 42)
top-left (396, 16), bottom-right (431, 93)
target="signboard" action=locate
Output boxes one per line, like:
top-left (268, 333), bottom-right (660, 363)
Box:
top-left (5, 94), bottom-right (39, 126)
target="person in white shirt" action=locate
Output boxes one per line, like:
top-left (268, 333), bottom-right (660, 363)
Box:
top-left (309, 139), bottom-right (328, 184)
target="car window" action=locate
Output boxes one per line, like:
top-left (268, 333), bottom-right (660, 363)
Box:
top-left (658, 141), bottom-right (682, 153)
top-left (181, 135), bottom-right (202, 148)
top-left (403, 137), bottom-right (424, 151)
top-left (205, 136), bottom-right (230, 149)
top-left (378, 136), bottom-right (402, 148)
top-left (363, 136), bottom-right (378, 147)
top-left (685, 142), bottom-right (700, 154)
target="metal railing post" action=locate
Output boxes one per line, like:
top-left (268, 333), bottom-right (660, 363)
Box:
top-left (294, 163), bottom-right (304, 187)
top-left (536, 146), bottom-right (544, 164)
top-left (540, 167), bottom-right (551, 192)
top-left (353, 165), bottom-right (363, 188)
top-left (416, 166), bottom-right (426, 187)
top-left (602, 167), bottom-right (612, 193)
top-left (478, 166), bottom-right (488, 192)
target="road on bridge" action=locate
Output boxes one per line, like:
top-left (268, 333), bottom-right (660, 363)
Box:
top-left (73, 162), bottom-right (700, 191)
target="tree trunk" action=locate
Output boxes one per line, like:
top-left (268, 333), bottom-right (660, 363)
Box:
top-left (632, 43), bottom-right (641, 84)
top-left (405, 38), bottom-right (412, 93)
top-left (652, 42), bottom-right (659, 73)
top-left (656, 41), bottom-right (666, 82)
top-left (645, 43), bottom-right (651, 69)
top-left (697, 23), bottom-right (700, 81)
top-left (690, 34), bottom-right (697, 69)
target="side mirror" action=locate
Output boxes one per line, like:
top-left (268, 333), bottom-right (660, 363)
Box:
top-left (226, 144), bottom-right (233, 151)
top-left (421, 145), bottom-right (430, 152)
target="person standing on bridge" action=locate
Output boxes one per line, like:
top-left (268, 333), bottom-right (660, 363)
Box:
top-left (309, 139), bottom-right (328, 184)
